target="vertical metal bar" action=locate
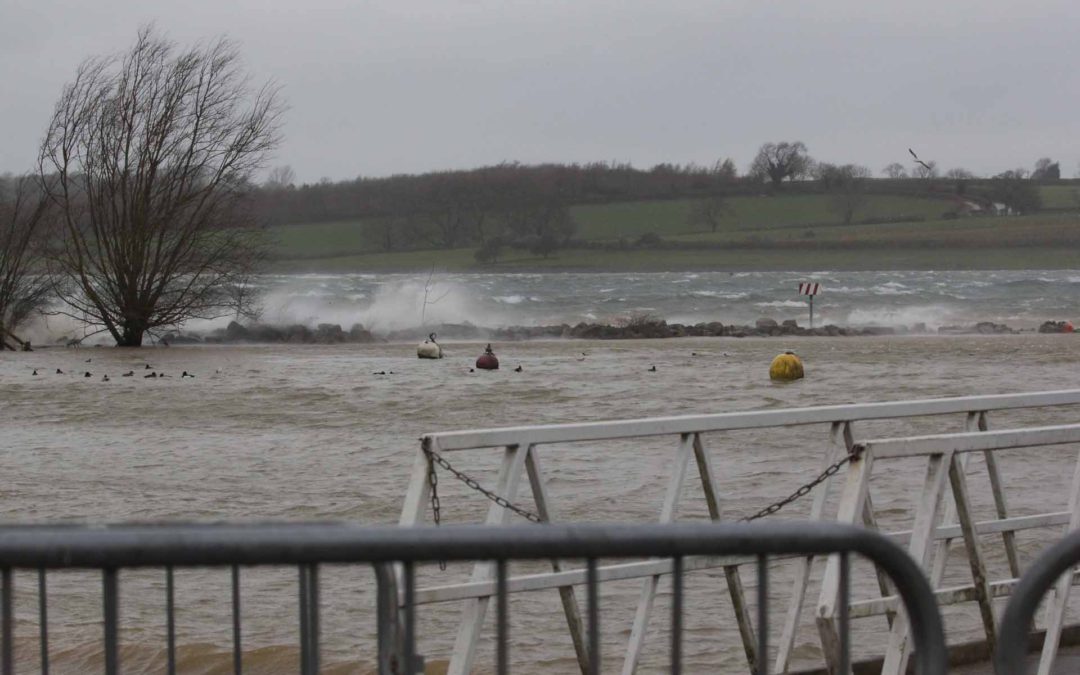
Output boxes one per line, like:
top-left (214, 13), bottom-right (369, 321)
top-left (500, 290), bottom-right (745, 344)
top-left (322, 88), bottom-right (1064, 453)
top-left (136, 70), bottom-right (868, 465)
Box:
top-left (39, 569), bottom-right (49, 675)
top-left (165, 567), bottom-right (175, 675)
top-left (103, 568), bottom-right (119, 675)
top-left (496, 560), bottom-right (508, 675)
top-left (2, 568), bottom-right (12, 675)
top-left (586, 559), bottom-right (600, 675)
top-left (373, 564), bottom-right (401, 675)
top-left (671, 556), bottom-right (683, 675)
top-left (403, 562), bottom-right (416, 674)
top-left (299, 566), bottom-right (311, 675)
top-left (231, 565), bottom-right (242, 675)
top-left (309, 565), bottom-right (320, 674)
top-left (839, 552), bottom-right (850, 675)
top-left (757, 556), bottom-right (768, 675)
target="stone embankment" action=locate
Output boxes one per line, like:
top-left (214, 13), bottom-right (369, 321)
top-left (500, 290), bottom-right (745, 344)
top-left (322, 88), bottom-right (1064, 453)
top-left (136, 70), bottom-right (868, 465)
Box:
top-left (156, 317), bottom-right (1076, 345)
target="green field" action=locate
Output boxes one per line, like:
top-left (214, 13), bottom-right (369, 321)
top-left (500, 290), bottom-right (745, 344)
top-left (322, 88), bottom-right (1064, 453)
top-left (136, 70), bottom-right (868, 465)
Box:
top-left (1039, 184), bottom-right (1080, 209)
top-left (264, 188), bottom-right (1080, 272)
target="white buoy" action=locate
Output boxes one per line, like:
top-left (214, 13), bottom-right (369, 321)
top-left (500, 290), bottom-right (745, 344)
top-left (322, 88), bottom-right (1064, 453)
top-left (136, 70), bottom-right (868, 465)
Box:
top-left (417, 332), bottom-right (443, 359)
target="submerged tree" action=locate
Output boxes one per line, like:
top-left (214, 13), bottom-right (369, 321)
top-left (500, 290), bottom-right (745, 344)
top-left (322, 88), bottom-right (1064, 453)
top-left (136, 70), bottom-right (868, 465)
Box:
top-left (0, 175), bottom-right (54, 350)
top-left (38, 27), bottom-right (283, 346)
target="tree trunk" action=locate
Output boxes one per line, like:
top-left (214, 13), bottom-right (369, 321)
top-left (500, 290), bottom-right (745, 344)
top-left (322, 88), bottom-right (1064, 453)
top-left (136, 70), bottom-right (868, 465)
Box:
top-left (117, 324), bottom-right (146, 347)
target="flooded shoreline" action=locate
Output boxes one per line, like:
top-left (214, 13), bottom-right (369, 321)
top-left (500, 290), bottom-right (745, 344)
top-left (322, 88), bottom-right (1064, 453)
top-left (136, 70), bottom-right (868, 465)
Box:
top-left (5, 335), bottom-right (1080, 672)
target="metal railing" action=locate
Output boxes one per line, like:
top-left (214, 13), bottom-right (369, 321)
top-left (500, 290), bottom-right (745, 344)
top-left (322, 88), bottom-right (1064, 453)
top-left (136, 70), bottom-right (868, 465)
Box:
top-left (997, 528), bottom-right (1080, 675)
top-left (829, 422), bottom-right (1080, 675)
top-left (0, 522), bottom-right (947, 675)
top-left (403, 389), bottom-right (1080, 674)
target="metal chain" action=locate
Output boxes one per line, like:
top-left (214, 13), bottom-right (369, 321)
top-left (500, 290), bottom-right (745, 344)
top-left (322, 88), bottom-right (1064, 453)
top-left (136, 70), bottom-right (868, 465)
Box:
top-left (423, 445), bottom-right (542, 524)
top-left (739, 445), bottom-right (863, 522)
top-left (423, 441), bottom-right (862, 531)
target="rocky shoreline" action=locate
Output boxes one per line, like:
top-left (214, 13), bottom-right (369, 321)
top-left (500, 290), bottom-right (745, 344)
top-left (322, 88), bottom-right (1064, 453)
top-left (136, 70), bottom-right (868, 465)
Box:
top-left (154, 318), bottom-right (1075, 346)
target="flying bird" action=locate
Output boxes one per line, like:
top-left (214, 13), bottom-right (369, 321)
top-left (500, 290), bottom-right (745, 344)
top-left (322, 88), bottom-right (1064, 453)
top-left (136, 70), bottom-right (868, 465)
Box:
top-left (908, 148), bottom-right (932, 172)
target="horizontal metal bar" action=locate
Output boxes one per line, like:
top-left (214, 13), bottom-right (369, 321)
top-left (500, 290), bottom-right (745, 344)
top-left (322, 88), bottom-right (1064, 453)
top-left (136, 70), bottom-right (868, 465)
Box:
top-left (861, 423), bottom-right (1080, 459)
top-left (0, 521), bottom-right (932, 567)
top-left (414, 512), bottom-right (1071, 604)
top-left (415, 553), bottom-right (762, 605)
top-left (422, 390), bottom-right (1080, 450)
top-left (850, 572), bottom-right (1080, 619)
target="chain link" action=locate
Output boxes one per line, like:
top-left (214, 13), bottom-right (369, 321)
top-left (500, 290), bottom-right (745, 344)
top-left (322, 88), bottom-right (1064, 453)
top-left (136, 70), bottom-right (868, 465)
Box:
top-left (422, 441), bottom-right (862, 533)
top-left (424, 445), bottom-right (542, 524)
top-left (738, 446), bottom-right (863, 522)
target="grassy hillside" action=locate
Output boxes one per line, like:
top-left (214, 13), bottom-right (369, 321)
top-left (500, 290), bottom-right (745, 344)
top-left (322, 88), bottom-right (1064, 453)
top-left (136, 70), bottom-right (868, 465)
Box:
top-left (264, 187), bottom-right (1080, 271)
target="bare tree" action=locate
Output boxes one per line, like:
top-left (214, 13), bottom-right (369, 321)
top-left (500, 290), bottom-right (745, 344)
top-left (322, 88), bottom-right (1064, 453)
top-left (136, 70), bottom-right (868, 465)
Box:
top-left (819, 164), bottom-right (871, 225)
top-left (749, 142), bottom-right (811, 187)
top-left (882, 162), bottom-right (908, 179)
top-left (944, 168), bottom-right (974, 179)
top-left (0, 175), bottom-right (54, 350)
top-left (38, 27), bottom-right (283, 346)
top-left (687, 195), bottom-right (732, 233)
top-left (264, 165), bottom-right (296, 189)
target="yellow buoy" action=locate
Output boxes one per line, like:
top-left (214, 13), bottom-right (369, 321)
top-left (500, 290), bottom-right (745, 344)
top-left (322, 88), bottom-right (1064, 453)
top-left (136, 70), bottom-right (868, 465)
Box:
top-left (769, 350), bottom-right (804, 381)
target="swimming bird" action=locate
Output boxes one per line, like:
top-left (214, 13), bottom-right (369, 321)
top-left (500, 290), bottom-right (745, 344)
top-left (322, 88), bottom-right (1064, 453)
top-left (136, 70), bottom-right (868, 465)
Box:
top-left (85, 358), bottom-right (92, 363)
top-left (181, 371), bottom-right (194, 378)
top-left (144, 372), bottom-right (157, 379)
top-left (122, 371), bottom-right (134, 377)
top-left (56, 368), bottom-right (63, 374)
top-left (514, 365), bottom-right (523, 372)
top-left (144, 364), bottom-right (152, 370)
top-left (32, 369), bottom-right (38, 376)
top-left (469, 368), bottom-right (475, 373)
top-left (648, 365), bottom-right (657, 372)
top-left (102, 375), bottom-right (110, 382)
top-left (84, 372), bottom-right (91, 378)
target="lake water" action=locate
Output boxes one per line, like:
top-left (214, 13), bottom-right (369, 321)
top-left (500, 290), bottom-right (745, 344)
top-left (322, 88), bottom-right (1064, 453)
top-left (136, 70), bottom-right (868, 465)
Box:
top-left (5, 269), bottom-right (1080, 673)
top-left (202, 269), bottom-right (1080, 336)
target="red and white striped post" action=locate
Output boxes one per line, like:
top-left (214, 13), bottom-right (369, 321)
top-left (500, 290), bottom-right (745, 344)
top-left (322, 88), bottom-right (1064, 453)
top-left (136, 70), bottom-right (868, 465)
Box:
top-left (798, 282), bottom-right (821, 328)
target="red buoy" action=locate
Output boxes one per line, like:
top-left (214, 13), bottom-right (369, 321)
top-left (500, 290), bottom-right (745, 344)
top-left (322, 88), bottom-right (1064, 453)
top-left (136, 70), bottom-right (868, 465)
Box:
top-left (1066, 321), bottom-right (1075, 334)
top-left (476, 344), bottom-right (499, 370)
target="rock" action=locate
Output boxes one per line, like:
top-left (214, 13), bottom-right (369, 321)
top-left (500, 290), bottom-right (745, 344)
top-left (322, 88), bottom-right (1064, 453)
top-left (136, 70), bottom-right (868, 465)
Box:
top-left (975, 321), bottom-right (1013, 335)
top-left (248, 324), bottom-right (284, 342)
top-left (912, 322), bottom-right (928, 333)
top-left (285, 324), bottom-right (312, 343)
top-left (1039, 321), bottom-right (1073, 334)
top-left (782, 319), bottom-right (799, 328)
top-left (225, 321), bottom-right (249, 342)
top-left (315, 323), bottom-right (347, 343)
top-left (756, 317), bottom-right (778, 329)
top-left (705, 321), bottom-right (724, 336)
top-left (349, 324), bottom-right (376, 343)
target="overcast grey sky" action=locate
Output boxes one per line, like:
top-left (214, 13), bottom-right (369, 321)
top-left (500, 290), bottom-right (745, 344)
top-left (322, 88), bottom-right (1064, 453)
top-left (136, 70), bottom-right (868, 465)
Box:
top-left (3, 0), bottom-right (1078, 183)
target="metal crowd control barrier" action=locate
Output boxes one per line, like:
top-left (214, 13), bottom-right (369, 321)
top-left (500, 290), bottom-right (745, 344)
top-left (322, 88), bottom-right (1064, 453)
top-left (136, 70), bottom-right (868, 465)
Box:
top-left (825, 423), bottom-right (1080, 675)
top-left (0, 522), bottom-right (947, 675)
top-left (402, 389), bottom-right (1080, 674)
top-left (997, 528), bottom-right (1080, 675)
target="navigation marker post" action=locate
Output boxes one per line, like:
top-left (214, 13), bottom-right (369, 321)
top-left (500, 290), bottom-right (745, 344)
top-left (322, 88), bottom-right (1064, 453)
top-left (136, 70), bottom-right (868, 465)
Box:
top-left (798, 282), bottom-right (821, 328)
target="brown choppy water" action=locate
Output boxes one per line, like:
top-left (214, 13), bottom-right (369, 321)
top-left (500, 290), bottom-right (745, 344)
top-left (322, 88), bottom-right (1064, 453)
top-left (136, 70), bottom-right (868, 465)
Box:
top-left (4, 335), bottom-right (1080, 673)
